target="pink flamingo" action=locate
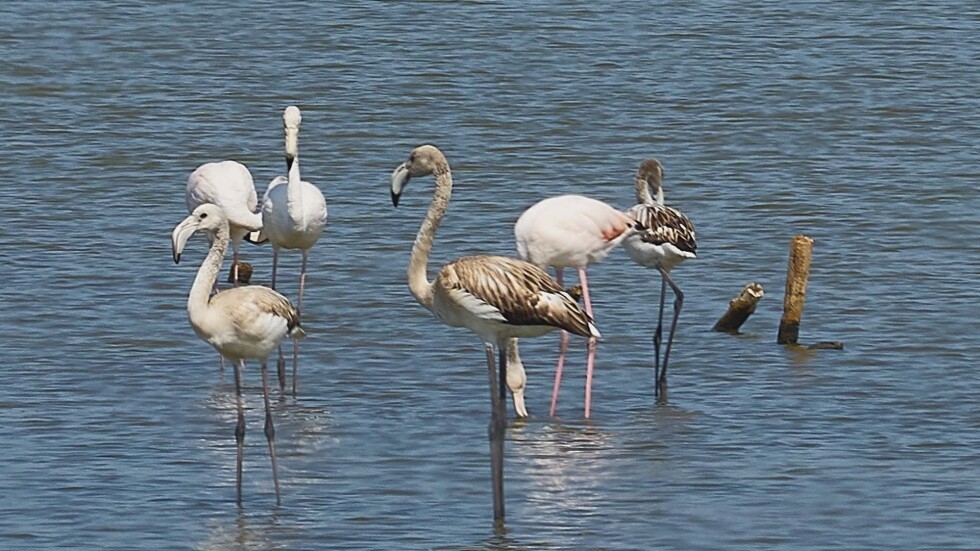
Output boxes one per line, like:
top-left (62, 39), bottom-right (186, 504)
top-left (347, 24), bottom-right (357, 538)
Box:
top-left (514, 194), bottom-right (637, 418)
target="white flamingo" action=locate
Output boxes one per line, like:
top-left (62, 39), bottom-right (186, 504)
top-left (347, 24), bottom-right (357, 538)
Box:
top-left (172, 203), bottom-right (304, 506)
top-left (622, 159), bottom-right (697, 400)
top-left (185, 160), bottom-right (263, 285)
top-left (259, 105), bottom-right (327, 395)
top-left (390, 145), bottom-right (599, 526)
top-left (514, 194), bottom-right (637, 418)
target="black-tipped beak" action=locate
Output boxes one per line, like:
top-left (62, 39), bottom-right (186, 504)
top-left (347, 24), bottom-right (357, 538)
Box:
top-left (390, 162), bottom-right (410, 207)
top-left (171, 216), bottom-right (196, 265)
top-left (286, 154), bottom-right (295, 173)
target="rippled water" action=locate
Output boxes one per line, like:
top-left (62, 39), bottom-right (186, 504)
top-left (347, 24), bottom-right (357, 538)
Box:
top-left (1, 1), bottom-right (978, 549)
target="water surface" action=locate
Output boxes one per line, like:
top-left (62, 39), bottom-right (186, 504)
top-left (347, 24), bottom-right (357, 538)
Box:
top-left (1, 1), bottom-right (978, 549)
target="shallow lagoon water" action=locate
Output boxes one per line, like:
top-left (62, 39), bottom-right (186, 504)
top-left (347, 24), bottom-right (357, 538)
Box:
top-left (1, 1), bottom-right (978, 549)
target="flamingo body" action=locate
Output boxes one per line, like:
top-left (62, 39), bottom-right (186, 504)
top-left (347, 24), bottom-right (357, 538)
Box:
top-left (186, 160), bottom-right (263, 256)
top-left (261, 175), bottom-right (327, 251)
top-left (429, 255), bottom-right (598, 342)
top-left (515, 194), bottom-right (634, 269)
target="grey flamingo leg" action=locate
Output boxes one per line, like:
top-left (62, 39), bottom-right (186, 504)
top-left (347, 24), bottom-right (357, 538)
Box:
top-left (292, 251), bottom-right (308, 397)
top-left (657, 267), bottom-right (683, 401)
top-left (261, 361), bottom-right (281, 505)
top-left (653, 275), bottom-right (667, 398)
top-left (233, 359), bottom-right (246, 506)
top-left (485, 343), bottom-right (506, 527)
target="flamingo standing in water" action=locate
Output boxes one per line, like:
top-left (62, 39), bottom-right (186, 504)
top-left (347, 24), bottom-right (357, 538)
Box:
top-left (258, 106), bottom-right (327, 395)
top-left (622, 159), bottom-right (697, 400)
top-left (514, 194), bottom-right (637, 418)
top-left (172, 203), bottom-right (305, 506)
top-left (390, 145), bottom-right (598, 526)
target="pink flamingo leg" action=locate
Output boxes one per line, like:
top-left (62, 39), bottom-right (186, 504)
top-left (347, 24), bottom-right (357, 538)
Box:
top-left (580, 268), bottom-right (596, 419)
top-left (549, 268), bottom-right (569, 417)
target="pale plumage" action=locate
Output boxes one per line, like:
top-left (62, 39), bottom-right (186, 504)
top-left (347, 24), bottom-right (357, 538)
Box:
top-left (622, 158), bottom-right (697, 399)
top-left (185, 160), bottom-right (263, 284)
top-left (391, 144), bottom-right (598, 525)
top-left (514, 194), bottom-right (637, 419)
top-left (172, 203), bottom-right (304, 506)
top-left (259, 105), bottom-right (327, 395)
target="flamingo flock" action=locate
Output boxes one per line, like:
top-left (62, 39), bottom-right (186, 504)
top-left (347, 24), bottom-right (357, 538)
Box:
top-left (169, 110), bottom-right (696, 524)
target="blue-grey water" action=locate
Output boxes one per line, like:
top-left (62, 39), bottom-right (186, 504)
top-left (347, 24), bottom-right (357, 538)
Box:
top-left (1, 1), bottom-right (978, 549)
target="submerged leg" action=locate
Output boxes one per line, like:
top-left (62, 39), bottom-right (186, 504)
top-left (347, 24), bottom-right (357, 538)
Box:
top-left (292, 250), bottom-right (308, 397)
top-left (485, 343), bottom-right (506, 527)
top-left (549, 268), bottom-right (568, 417)
top-left (653, 275), bottom-right (667, 398)
top-left (580, 268), bottom-right (597, 419)
top-left (657, 267), bottom-right (684, 401)
top-left (233, 360), bottom-right (246, 506)
top-left (261, 361), bottom-right (281, 505)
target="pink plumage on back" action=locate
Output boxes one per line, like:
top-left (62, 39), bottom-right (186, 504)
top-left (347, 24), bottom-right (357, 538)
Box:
top-left (515, 194), bottom-right (635, 269)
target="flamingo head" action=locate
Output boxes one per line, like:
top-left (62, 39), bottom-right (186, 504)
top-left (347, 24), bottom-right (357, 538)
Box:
top-left (171, 204), bottom-right (227, 264)
top-left (390, 144), bottom-right (447, 207)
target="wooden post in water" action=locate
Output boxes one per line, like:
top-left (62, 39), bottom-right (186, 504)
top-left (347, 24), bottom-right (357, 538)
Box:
top-left (713, 282), bottom-right (765, 333)
top-left (777, 235), bottom-right (814, 344)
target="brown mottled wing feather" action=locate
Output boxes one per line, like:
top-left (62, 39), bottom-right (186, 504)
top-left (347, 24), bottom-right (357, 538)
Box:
top-left (628, 203), bottom-right (697, 255)
top-left (212, 286), bottom-right (304, 338)
top-left (438, 255), bottom-right (595, 337)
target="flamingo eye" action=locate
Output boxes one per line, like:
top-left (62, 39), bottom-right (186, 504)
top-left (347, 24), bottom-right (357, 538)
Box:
top-left (200, 212), bottom-right (208, 219)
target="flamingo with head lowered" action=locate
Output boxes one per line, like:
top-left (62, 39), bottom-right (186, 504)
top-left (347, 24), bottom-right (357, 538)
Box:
top-left (514, 194), bottom-right (639, 418)
top-left (622, 159), bottom-right (697, 400)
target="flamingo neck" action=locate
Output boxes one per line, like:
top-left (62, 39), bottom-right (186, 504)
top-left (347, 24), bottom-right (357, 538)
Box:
top-left (408, 161), bottom-right (452, 310)
top-left (287, 156), bottom-right (304, 213)
top-left (636, 176), bottom-right (664, 206)
top-left (187, 226), bottom-right (228, 334)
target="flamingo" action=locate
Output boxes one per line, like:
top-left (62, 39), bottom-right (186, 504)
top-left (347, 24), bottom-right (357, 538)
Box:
top-left (514, 194), bottom-right (637, 418)
top-left (172, 203), bottom-right (305, 506)
top-left (390, 145), bottom-right (599, 526)
top-left (185, 160), bottom-right (263, 285)
top-left (258, 105), bottom-right (327, 395)
top-left (622, 159), bottom-right (697, 400)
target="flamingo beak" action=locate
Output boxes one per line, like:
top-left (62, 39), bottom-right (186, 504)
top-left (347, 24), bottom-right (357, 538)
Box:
top-left (171, 216), bottom-right (199, 264)
top-left (390, 163), bottom-right (410, 207)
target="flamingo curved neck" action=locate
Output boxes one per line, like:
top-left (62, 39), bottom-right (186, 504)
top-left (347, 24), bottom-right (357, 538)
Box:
top-left (187, 226), bottom-right (229, 333)
top-left (408, 162), bottom-right (452, 310)
top-left (636, 177), bottom-right (664, 206)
